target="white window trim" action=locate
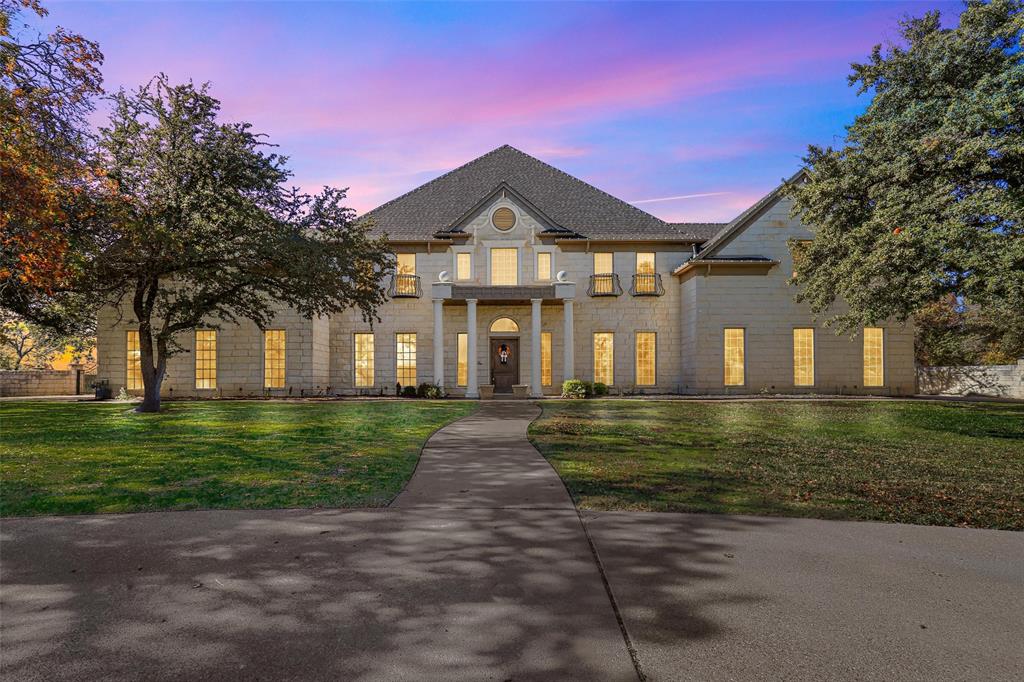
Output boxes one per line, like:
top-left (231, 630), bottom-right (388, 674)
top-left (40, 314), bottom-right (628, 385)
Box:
top-left (483, 241), bottom-right (525, 286)
top-left (534, 245), bottom-right (556, 282)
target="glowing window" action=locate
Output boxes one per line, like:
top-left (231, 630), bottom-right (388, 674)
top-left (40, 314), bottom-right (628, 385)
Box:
top-left (490, 248), bottom-right (518, 285)
top-left (396, 333), bottom-right (416, 387)
top-left (863, 327), bottom-right (884, 387)
top-left (593, 252), bottom-right (614, 274)
top-left (541, 332), bottom-right (552, 386)
top-left (490, 317), bottom-right (519, 333)
top-left (536, 252), bottom-right (552, 280)
top-left (793, 328), bottom-right (814, 387)
top-left (264, 330), bottom-right (286, 388)
top-left (126, 330), bottom-right (142, 390)
top-left (195, 330), bottom-right (217, 390)
top-left (724, 328), bottom-right (745, 386)
top-left (396, 253), bottom-right (416, 275)
top-left (394, 253), bottom-right (417, 295)
top-left (456, 252), bottom-right (472, 280)
top-left (492, 207), bottom-right (516, 231)
top-left (457, 333), bottom-right (468, 387)
top-left (635, 252), bottom-right (656, 293)
top-left (593, 332), bottom-right (614, 385)
top-left (355, 333), bottom-right (374, 387)
top-left (635, 332), bottom-right (656, 386)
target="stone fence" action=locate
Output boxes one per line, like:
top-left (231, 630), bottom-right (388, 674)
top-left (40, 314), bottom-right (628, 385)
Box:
top-left (0, 369), bottom-right (96, 397)
top-left (917, 359), bottom-right (1024, 400)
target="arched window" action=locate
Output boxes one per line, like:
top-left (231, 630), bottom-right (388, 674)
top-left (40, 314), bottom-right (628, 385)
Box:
top-left (489, 317), bottom-right (519, 333)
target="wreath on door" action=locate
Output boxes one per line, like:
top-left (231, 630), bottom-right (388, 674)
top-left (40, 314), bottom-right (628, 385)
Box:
top-left (498, 344), bottom-right (510, 365)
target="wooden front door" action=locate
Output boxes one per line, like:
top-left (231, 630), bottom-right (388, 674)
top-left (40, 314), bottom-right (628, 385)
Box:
top-left (490, 338), bottom-right (519, 393)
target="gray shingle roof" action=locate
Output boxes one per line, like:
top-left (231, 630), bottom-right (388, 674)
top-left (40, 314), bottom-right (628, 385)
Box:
top-left (361, 145), bottom-right (718, 242)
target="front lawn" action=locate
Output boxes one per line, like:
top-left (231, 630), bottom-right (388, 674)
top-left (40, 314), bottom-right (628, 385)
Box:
top-left (529, 400), bottom-right (1024, 529)
top-left (0, 400), bottom-right (474, 516)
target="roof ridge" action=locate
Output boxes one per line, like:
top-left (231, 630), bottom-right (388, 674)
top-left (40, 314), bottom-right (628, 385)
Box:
top-left (361, 144), bottom-right (515, 219)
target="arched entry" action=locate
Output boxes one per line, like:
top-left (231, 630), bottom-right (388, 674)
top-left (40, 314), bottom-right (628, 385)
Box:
top-left (489, 317), bottom-right (520, 393)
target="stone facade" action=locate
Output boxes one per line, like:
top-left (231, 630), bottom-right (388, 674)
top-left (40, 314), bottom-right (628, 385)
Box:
top-left (94, 172), bottom-right (918, 398)
top-left (918, 361), bottom-right (1024, 399)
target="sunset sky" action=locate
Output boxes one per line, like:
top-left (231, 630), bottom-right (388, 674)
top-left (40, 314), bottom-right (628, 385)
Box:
top-left (43, 1), bottom-right (963, 222)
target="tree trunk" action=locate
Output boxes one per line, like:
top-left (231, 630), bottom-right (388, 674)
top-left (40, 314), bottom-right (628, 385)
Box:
top-left (135, 322), bottom-right (166, 413)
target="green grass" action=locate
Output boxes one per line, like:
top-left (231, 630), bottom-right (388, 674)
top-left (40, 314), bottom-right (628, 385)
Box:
top-left (529, 400), bottom-right (1024, 529)
top-left (0, 400), bottom-right (474, 516)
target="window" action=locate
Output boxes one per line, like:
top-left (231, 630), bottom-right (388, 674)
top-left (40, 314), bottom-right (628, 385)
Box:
top-left (635, 252), bottom-right (656, 294)
top-left (195, 330), bottom-right (217, 390)
top-left (724, 328), bottom-right (745, 386)
top-left (355, 333), bottom-right (374, 387)
top-left (397, 252), bottom-right (416, 276)
top-left (635, 332), bottom-right (656, 386)
top-left (395, 253), bottom-right (417, 295)
top-left (791, 240), bottom-right (813, 279)
top-left (490, 317), bottom-right (519, 333)
top-left (593, 252), bottom-right (614, 274)
top-left (490, 248), bottom-right (518, 285)
top-left (592, 252), bottom-right (615, 295)
top-left (863, 327), bottom-right (884, 387)
top-left (396, 333), bottom-right (416, 387)
top-left (456, 252), bottom-right (472, 280)
top-left (541, 332), bottom-right (552, 386)
top-left (457, 332), bottom-right (468, 386)
top-left (793, 328), bottom-right (814, 387)
top-left (492, 207), bottom-right (516, 231)
top-left (594, 332), bottom-right (614, 385)
top-left (536, 252), bottom-right (552, 281)
top-left (126, 330), bottom-right (142, 390)
top-left (264, 330), bottom-right (286, 388)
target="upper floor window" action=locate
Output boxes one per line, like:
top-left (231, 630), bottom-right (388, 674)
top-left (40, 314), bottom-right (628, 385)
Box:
top-left (536, 252), bottom-right (552, 281)
top-left (396, 252), bottom-right (416, 276)
top-left (593, 252), bottom-right (614, 275)
top-left (490, 247), bottom-right (518, 285)
top-left (634, 252), bottom-right (657, 294)
top-left (456, 252), bottom-right (472, 281)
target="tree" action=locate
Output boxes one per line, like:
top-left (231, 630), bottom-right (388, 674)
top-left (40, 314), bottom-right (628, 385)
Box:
top-left (0, 310), bottom-right (93, 369)
top-left (87, 76), bottom-right (391, 412)
top-left (1, 0), bottom-right (104, 333)
top-left (787, 1), bottom-right (1023, 342)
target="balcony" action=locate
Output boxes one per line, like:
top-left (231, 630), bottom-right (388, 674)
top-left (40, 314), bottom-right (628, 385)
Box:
top-left (389, 274), bottom-right (421, 298)
top-left (630, 273), bottom-right (665, 296)
top-left (587, 273), bottom-right (622, 297)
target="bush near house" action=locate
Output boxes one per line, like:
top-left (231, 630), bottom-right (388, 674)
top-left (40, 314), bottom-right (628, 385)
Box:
top-left (561, 379), bottom-right (590, 399)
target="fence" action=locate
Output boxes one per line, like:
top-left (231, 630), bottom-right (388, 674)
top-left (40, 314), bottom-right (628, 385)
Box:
top-left (917, 360), bottom-right (1024, 400)
top-left (0, 369), bottom-right (96, 397)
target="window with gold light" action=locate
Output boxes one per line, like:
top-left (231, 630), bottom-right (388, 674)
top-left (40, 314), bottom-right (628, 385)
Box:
top-left (592, 252), bottom-right (615, 294)
top-left (264, 330), bottom-right (286, 388)
top-left (490, 248), bottom-right (518, 285)
top-left (126, 330), bottom-right (142, 390)
top-left (355, 333), bottom-right (374, 387)
top-left (793, 328), bottom-right (814, 386)
top-left (635, 332), bottom-right (656, 386)
top-left (593, 332), bottom-right (614, 385)
top-left (863, 327), bottom-right (884, 387)
top-left (536, 252), bottom-right (552, 281)
top-left (396, 333), bottom-right (416, 387)
top-left (195, 330), bottom-right (217, 390)
top-left (456, 253), bottom-right (472, 280)
top-left (489, 317), bottom-right (519, 333)
top-left (541, 332), bottom-right (552, 386)
top-left (457, 333), bottom-right (468, 386)
top-left (634, 253), bottom-right (656, 294)
top-left (395, 253), bottom-right (417, 295)
top-left (723, 328), bottom-right (745, 386)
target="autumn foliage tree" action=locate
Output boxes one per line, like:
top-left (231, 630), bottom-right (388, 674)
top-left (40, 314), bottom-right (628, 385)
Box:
top-left (0, 0), bottom-right (104, 332)
top-left (787, 0), bottom-right (1023, 351)
top-left (89, 77), bottom-right (392, 412)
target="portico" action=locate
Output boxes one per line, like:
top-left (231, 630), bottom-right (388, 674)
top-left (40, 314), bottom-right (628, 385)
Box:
top-left (432, 278), bottom-right (576, 398)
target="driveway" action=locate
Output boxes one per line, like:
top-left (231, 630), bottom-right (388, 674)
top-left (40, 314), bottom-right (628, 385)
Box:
top-left (2, 401), bottom-right (1021, 680)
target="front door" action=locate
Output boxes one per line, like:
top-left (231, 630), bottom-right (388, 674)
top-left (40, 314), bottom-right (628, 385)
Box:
top-left (490, 338), bottom-right (519, 393)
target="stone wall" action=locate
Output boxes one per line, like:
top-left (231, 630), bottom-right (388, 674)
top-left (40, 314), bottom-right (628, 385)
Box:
top-left (918, 361), bottom-right (1024, 399)
top-left (0, 370), bottom-right (79, 397)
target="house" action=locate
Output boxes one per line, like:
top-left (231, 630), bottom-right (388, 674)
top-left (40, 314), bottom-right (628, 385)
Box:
top-left (95, 145), bottom-right (916, 397)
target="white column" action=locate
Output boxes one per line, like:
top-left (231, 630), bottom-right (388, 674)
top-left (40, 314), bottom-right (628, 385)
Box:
top-left (530, 298), bottom-right (543, 397)
top-left (466, 298), bottom-right (479, 398)
top-left (563, 298), bottom-right (575, 382)
top-left (432, 298), bottom-right (444, 390)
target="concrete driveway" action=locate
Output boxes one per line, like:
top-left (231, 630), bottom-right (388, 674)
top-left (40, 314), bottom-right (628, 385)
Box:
top-left (2, 401), bottom-right (1021, 680)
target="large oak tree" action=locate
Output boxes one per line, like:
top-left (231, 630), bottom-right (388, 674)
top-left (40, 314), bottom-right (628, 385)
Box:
top-left (90, 76), bottom-right (391, 412)
top-left (787, 0), bottom-right (1023, 350)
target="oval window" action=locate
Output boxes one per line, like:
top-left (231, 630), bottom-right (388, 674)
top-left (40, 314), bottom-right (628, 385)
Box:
top-left (489, 317), bottom-right (519, 333)
top-left (492, 207), bottom-right (516, 231)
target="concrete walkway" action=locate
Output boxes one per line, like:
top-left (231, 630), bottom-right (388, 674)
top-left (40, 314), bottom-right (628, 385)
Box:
top-left (2, 401), bottom-right (1022, 681)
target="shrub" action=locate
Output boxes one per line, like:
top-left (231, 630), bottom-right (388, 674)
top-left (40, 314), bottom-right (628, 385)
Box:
top-left (417, 382), bottom-right (443, 399)
top-left (561, 379), bottom-right (588, 399)
top-left (401, 385), bottom-right (418, 398)
top-left (592, 382), bottom-right (609, 396)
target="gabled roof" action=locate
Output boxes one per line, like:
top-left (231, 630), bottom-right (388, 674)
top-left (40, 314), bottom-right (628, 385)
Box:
top-left (360, 145), bottom-right (712, 242)
top-left (695, 168), bottom-right (809, 258)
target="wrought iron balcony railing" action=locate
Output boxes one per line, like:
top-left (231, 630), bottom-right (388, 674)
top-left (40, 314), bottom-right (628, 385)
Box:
top-left (630, 273), bottom-right (665, 296)
top-left (587, 273), bottom-right (623, 297)
top-left (389, 274), bottom-right (421, 298)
